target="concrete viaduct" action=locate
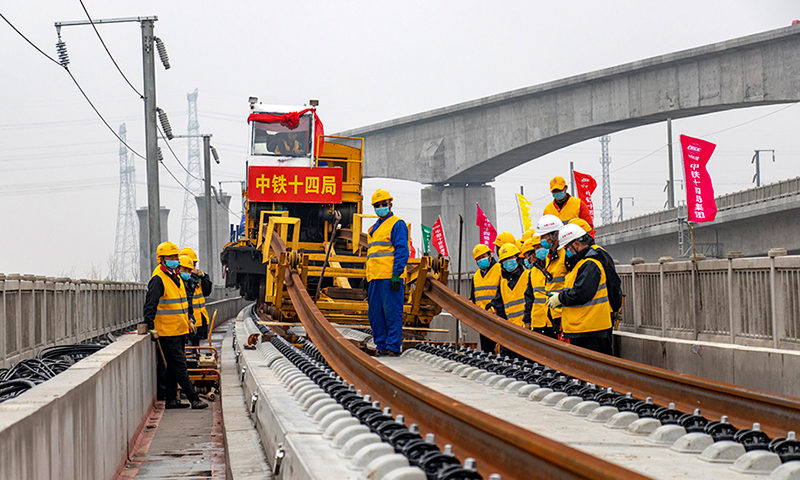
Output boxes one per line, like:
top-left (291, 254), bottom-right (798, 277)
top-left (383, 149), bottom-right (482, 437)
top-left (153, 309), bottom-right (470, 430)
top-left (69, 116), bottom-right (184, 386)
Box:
top-left (339, 25), bottom-right (800, 266)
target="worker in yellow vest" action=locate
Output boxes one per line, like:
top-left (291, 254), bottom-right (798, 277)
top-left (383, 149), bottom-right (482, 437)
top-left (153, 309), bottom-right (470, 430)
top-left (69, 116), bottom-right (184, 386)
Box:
top-left (547, 224), bottom-right (613, 355)
top-left (534, 214), bottom-right (567, 336)
top-left (180, 247), bottom-right (213, 346)
top-left (366, 189), bottom-right (409, 356)
top-left (522, 236), bottom-right (557, 339)
top-left (568, 218), bottom-right (624, 318)
top-left (469, 244), bottom-right (501, 352)
top-left (486, 243), bottom-right (529, 329)
top-left (543, 176), bottom-right (594, 233)
top-left (143, 241), bottom-right (207, 410)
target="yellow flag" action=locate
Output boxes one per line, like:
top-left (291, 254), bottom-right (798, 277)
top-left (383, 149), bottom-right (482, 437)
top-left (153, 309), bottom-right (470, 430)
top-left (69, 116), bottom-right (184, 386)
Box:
top-left (516, 193), bottom-right (533, 232)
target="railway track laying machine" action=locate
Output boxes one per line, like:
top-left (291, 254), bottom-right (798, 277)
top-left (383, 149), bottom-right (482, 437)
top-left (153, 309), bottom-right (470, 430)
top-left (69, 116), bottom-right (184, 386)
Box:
top-left (221, 98), bottom-right (448, 329)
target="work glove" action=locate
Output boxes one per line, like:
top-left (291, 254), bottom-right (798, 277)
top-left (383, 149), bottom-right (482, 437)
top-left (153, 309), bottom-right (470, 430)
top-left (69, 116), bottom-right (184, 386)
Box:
top-left (524, 322), bottom-right (531, 330)
top-left (148, 329), bottom-right (159, 341)
top-left (547, 293), bottom-right (562, 310)
top-left (391, 274), bottom-right (402, 292)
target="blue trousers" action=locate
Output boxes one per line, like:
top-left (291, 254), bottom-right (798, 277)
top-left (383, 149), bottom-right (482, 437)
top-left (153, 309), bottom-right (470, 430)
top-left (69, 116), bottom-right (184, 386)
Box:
top-left (368, 279), bottom-right (404, 352)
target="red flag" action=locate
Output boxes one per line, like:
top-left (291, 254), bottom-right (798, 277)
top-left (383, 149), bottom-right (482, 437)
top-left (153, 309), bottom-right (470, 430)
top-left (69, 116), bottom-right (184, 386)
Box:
top-left (680, 135), bottom-right (717, 223)
top-left (572, 170), bottom-right (597, 222)
top-left (406, 223), bottom-right (416, 259)
top-left (431, 216), bottom-right (450, 257)
top-left (475, 203), bottom-right (497, 248)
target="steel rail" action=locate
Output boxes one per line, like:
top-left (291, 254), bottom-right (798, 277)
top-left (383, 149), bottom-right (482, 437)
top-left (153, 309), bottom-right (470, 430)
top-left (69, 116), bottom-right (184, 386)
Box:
top-left (425, 278), bottom-right (800, 439)
top-left (283, 268), bottom-right (650, 480)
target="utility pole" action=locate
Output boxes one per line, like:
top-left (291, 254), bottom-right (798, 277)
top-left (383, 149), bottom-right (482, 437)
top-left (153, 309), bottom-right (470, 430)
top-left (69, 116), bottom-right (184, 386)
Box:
top-left (141, 19), bottom-right (161, 271)
top-left (54, 15), bottom-right (167, 273)
top-left (751, 149), bottom-right (775, 187)
top-left (203, 134), bottom-right (214, 281)
top-left (667, 119), bottom-right (675, 208)
top-left (617, 197), bottom-right (634, 221)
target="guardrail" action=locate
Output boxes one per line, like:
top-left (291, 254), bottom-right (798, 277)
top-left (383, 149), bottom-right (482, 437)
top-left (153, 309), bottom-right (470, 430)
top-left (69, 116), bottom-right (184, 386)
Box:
top-left (0, 274), bottom-right (146, 368)
top-left (596, 175), bottom-right (800, 236)
top-left (0, 274), bottom-right (248, 368)
top-left (615, 251), bottom-right (800, 350)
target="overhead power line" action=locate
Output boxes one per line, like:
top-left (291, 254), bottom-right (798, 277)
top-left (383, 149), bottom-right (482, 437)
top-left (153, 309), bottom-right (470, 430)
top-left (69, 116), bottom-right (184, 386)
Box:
top-left (78, 0), bottom-right (143, 98)
top-left (0, 12), bottom-right (147, 160)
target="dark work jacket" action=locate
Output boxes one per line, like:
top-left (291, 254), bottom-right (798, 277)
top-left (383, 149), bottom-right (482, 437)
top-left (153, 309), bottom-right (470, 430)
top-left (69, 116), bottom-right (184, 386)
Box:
top-left (560, 247), bottom-right (607, 338)
top-left (486, 259), bottom-right (524, 319)
top-left (522, 259), bottom-right (551, 326)
top-left (143, 267), bottom-right (194, 330)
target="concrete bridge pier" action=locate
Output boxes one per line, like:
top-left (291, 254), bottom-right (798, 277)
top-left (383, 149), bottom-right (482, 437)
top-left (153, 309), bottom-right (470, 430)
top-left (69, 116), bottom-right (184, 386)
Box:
top-left (421, 184), bottom-right (497, 279)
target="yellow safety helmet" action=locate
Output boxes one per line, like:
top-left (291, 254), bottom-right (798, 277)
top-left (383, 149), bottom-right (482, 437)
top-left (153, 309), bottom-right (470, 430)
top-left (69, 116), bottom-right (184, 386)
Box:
top-left (515, 239), bottom-right (523, 252)
top-left (520, 238), bottom-right (537, 255)
top-left (371, 189), bottom-right (393, 205)
top-left (568, 218), bottom-right (592, 234)
top-left (494, 231), bottom-right (516, 248)
top-left (179, 255), bottom-right (194, 269)
top-left (550, 176), bottom-right (567, 192)
top-left (180, 247), bottom-right (198, 263)
top-left (521, 229), bottom-right (535, 242)
top-left (497, 243), bottom-right (520, 262)
top-left (472, 244), bottom-right (491, 260)
top-left (156, 241), bottom-right (179, 258)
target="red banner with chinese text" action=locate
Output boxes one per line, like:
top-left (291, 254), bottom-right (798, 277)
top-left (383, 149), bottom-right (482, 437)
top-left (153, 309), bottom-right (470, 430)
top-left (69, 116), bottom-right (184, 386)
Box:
top-left (431, 216), bottom-right (450, 257)
top-left (680, 135), bottom-right (717, 222)
top-left (572, 170), bottom-right (597, 222)
top-left (476, 203), bottom-right (497, 248)
top-left (247, 166), bottom-right (342, 203)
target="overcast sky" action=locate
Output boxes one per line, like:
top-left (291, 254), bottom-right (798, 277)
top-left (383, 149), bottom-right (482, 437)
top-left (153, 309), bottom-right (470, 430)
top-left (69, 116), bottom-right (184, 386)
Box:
top-left (2, 1), bottom-right (799, 279)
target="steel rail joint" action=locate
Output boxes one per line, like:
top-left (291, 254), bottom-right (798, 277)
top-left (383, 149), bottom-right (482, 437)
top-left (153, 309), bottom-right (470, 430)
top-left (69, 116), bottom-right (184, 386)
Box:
top-left (425, 278), bottom-right (800, 439)
top-left (283, 267), bottom-right (647, 480)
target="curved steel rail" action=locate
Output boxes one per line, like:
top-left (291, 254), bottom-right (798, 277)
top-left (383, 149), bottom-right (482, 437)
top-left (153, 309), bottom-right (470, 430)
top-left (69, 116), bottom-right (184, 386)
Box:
top-left (425, 278), bottom-right (800, 439)
top-left (284, 269), bottom-right (649, 480)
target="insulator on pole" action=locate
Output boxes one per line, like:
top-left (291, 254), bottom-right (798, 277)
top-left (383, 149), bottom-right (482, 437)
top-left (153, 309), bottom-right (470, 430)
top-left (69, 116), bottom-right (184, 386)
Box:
top-left (56, 35), bottom-right (69, 67)
top-left (157, 108), bottom-right (174, 140)
top-left (157, 146), bottom-right (164, 162)
top-left (154, 37), bottom-right (170, 69)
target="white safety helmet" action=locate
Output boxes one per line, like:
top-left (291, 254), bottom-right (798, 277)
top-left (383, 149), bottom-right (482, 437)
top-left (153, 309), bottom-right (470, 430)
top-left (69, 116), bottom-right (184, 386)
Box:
top-left (558, 224), bottom-right (588, 250)
top-left (535, 215), bottom-right (563, 235)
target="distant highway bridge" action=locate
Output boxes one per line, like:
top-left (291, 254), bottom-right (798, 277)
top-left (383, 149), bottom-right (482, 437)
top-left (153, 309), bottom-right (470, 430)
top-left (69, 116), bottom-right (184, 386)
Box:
top-left (339, 25), bottom-right (800, 265)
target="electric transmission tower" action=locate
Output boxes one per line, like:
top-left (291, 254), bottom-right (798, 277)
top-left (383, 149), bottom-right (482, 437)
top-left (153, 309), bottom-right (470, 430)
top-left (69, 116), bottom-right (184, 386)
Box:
top-left (599, 135), bottom-right (613, 225)
top-left (112, 123), bottom-right (139, 281)
top-left (179, 89), bottom-right (203, 250)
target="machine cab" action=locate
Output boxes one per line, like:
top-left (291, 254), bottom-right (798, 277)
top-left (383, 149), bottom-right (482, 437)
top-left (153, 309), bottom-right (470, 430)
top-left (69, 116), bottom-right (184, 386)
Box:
top-left (249, 102), bottom-right (317, 168)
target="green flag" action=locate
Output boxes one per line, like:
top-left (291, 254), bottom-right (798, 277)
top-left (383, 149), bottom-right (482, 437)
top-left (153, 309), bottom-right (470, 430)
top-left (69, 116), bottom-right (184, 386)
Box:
top-left (421, 224), bottom-right (432, 255)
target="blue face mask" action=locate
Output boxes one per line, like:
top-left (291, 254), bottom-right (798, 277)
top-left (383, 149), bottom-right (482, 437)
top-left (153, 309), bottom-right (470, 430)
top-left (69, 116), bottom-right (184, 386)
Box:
top-left (502, 258), bottom-right (518, 272)
top-left (535, 248), bottom-right (548, 261)
top-left (165, 259), bottom-right (180, 269)
top-left (375, 206), bottom-right (390, 217)
top-left (565, 248), bottom-right (575, 259)
top-left (540, 238), bottom-right (551, 250)
top-left (523, 258), bottom-right (533, 270)
top-left (477, 258), bottom-right (491, 270)
top-left (180, 272), bottom-right (192, 281)
top-left (552, 191), bottom-right (567, 201)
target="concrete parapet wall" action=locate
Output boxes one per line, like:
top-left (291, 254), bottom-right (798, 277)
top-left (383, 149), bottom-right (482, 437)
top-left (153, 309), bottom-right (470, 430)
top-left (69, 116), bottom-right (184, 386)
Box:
top-left (0, 334), bottom-right (155, 480)
top-left (614, 253), bottom-right (800, 351)
top-left (0, 274), bottom-right (146, 368)
top-left (615, 330), bottom-right (800, 399)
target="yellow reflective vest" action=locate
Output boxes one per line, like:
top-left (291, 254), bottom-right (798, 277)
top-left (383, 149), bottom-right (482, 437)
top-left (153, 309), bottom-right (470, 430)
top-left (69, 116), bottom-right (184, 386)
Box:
top-left (472, 263), bottom-right (501, 309)
top-left (152, 267), bottom-right (191, 337)
top-left (366, 215), bottom-right (405, 282)
top-left (499, 270), bottom-right (530, 328)
top-left (528, 266), bottom-right (551, 329)
top-left (543, 196), bottom-right (582, 223)
top-left (545, 252), bottom-right (568, 323)
top-left (562, 257), bottom-right (613, 334)
top-left (191, 282), bottom-right (208, 327)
